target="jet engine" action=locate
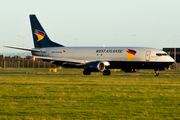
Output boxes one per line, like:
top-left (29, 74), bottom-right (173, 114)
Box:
top-left (84, 61), bottom-right (106, 72)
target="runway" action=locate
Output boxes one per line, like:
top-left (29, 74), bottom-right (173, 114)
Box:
top-left (0, 72), bottom-right (180, 77)
top-left (0, 72), bottom-right (81, 76)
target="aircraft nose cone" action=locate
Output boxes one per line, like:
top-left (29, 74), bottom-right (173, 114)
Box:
top-left (169, 56), bottom-right (175, 63)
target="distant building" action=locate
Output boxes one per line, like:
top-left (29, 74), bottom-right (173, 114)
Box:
top-left (163, 48), bottom-right (180, 63)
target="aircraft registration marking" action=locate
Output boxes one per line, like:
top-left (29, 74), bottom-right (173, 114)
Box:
top-left (52, 51), bottom-right (63, 53)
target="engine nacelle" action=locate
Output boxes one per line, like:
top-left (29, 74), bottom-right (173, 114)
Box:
top-left (85, 61), bottom-right (106, 72)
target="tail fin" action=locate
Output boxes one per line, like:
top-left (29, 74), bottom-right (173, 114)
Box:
top-left (29, 14), bottom-right (64, 48)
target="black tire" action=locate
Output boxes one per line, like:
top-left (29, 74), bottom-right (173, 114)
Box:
top-left (107, 70), bottom-right (111, 75)
top-left (83, 70), bottom-right (91, 75)
top-left (103, 70), bottom-right (111, 75)
top-left (103, 70), bottom-right (107, 75)
top-left (154, 72), bottom-right (159, 76)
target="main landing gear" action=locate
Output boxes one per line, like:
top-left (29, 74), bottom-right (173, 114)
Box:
top-left (83, 70), bottom-right (91, 75)
top-left (83, 69), bottom-right (111, 75)
top-left (103, 69), bottom-right (111, 75)
top-left (154, 69), bottom-right (159, 76)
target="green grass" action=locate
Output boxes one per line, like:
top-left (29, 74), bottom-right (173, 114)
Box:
top-left (0, 68), bottom-right (84, 75)
top-left (0, 69), bottom-right (180, 119)
top-left (1, 68), bottom-right (180, 76)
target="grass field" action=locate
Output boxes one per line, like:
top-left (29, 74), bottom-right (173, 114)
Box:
top-left (0, 68), bottom-right (180, 119)
top-left (1, 68), bottom-right (180, 76)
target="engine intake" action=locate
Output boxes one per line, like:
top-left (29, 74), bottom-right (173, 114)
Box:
top-left (85, 61), bottom-right (106, 72)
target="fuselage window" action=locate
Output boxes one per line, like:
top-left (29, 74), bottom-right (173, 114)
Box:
top-left (156, 53), bottom-right (167, 56)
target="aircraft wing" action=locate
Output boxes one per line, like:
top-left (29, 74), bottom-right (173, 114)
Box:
top-left (34, 56), bottom-right (88, 64)
top-left (35, 56), bottom-right (110, 67)
top-left (5, 46), bottom-right (41, 52)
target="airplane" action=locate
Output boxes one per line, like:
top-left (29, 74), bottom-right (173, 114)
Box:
top-left (5, 14), bottom-right (175, 76)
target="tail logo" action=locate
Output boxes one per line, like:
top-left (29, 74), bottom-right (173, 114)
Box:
top-left (34, 29), bottom-right (45, 41)
top-left (125, 49), bottom-right (137, 61)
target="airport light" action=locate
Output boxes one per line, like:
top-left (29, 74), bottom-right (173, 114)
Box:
top-left (133, 35), bottom-right (136, 46)
top-left (174, 35), bottom-right (176, 63)
top-left (3, 33), bottom-right (5, 59)
top-left (18, 35), bottom-right (20, 59)
top-left (75, 38), bottom-right (77, 46)
top-left (23, 37), bottom-right (25, 58)
top-left (115, 34), bottom-right (117, 46)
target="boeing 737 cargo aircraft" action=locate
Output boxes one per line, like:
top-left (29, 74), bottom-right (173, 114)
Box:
top-left (5, 15), bottom-right (174, 76)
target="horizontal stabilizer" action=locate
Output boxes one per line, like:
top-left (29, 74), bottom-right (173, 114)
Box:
top-left (5, 46), bottom-right (41, 52)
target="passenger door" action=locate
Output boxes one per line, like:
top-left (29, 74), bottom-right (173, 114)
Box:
top-left (145, 51), bottom-right (151, 61)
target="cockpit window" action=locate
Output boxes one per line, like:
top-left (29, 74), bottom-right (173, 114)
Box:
top-left (156, 53), bottom-right (167, 56)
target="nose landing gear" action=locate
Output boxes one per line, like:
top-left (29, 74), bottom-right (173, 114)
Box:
top-left (154, 69), bottom-right (159, 76)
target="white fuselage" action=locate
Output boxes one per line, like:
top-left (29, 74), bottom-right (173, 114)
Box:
top-left (33, 47), bottom-right (174, 63)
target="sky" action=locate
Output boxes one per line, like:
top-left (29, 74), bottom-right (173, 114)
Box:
top-left (1, 0), bottom-right (180, 55)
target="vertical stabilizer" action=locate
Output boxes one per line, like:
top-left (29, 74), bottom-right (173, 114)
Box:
top-left (29, 15), bottom-right (64, 48)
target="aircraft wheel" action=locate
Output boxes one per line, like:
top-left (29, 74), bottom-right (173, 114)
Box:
top-left (154, 71), bottom-right (159, 76)
top-left (83, 70), bottom-right (91, 75)
top-left (103, 70), bottom-right (111, 75)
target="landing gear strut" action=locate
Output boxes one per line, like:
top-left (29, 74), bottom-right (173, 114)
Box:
top-left (154, 69), bottom-right (159, 76)
top-left (103, 69), bottom-right (111, 75)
